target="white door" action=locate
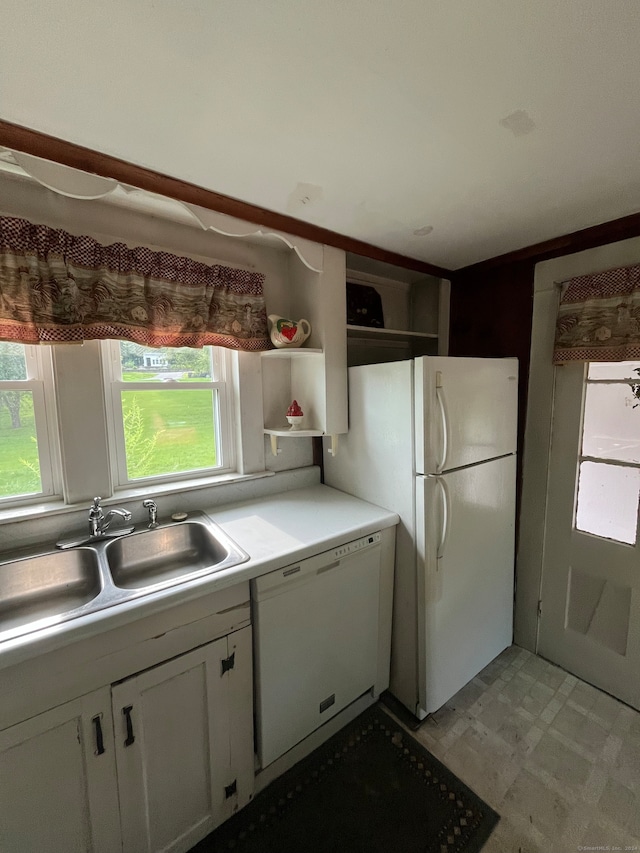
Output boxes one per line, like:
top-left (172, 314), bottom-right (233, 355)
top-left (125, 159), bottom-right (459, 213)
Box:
top-left (112, 628), bottom-right (254, 853)
top-left (538, 362), bottom-right (640, 710)
top-left (416, 454), bottom-right (516, 715)
top-left (415, 356), bottom-right (518, 475)
top-left (0, 688), bottom-right (121, 853)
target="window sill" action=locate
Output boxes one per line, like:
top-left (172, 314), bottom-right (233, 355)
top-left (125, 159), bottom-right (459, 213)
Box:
top-left (0, 470), bottom-right (275, 527)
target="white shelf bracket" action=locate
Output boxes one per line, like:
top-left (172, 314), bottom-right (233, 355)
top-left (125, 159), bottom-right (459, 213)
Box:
top-left (269, 434), bottom-right (282, 457)
top-left (327, 434), bottom-right (339, 457)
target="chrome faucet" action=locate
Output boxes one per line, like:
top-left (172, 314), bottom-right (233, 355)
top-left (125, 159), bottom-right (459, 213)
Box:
top-left (57, 497), bottom-right (134, 549)
top-left (143, 499), bottom-right (158, 529)
top-left (89, 497), bottom-right (133, 537)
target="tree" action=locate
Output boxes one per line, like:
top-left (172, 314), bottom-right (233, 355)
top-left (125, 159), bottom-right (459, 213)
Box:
top-left (167, 347), bottom-right (211, 378)
top-left (120, 341), bottom-right (147, 370)
top-left (0, 343), bottom-right (27, 429)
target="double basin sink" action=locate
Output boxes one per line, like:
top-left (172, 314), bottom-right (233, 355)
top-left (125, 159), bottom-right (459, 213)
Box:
top-left (0, 512), bottom-right (249, 645)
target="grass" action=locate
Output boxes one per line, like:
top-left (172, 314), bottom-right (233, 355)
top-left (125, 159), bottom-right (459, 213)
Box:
top-left (0, 387), bottom-right (219, 499)
top-left (121, 389), bottom-right (217, 479)
top-left (0, 393), bottom-right (41, 498)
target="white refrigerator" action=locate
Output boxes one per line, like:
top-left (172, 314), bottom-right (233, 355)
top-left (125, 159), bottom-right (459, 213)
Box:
top-left (324, 356), bottom-right (518, 719)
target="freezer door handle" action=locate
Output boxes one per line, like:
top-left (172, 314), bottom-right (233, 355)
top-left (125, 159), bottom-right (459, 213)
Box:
top-left (435, 377), bottom-right (448, 474)
top-left (436, 476), bottom-right (450, 561)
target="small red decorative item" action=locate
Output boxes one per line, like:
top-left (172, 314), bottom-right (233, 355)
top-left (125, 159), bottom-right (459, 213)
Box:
top-left (280, 324), bottom-right (297, 342)
top-left (287, 400), bottom-right (303, 417)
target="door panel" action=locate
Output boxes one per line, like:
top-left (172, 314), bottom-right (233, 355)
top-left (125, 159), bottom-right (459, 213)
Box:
top-left (538, 362), bottom-right (640, 709)
top-left (113, 636), bottom-right (235, 853)
top-left (0, 688), bottom-right (120, 853)
top-left (416, 454), bottom-right (516, 715)
top-left (415, 356), bottom-right (518, 475)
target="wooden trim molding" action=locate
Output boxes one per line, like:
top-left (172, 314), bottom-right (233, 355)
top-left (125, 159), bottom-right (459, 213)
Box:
top-left (456, 211), bottom-right (640, 277)
top-left (0, 120), bottom-right (450, 278)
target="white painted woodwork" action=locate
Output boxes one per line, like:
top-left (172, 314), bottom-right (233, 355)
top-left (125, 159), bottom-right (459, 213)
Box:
top-left (345, 257), bottom-right (448, 367)
top-left (112, 629), bottom-right (253, 853)
top-left (0, 687), bottom-right (121, 853)
top-left (516, 236), bottom-right (640, 652)
top-left (537, 364), bottom-right (640, 710)
top-left (52, 341), bottom-right (112, 504)
top-left (0, 582), bottom-right (250, 731)
top-left (0, 627), bottom-right (254, 853)
top-left (261, 244), bottom-right (348, 442)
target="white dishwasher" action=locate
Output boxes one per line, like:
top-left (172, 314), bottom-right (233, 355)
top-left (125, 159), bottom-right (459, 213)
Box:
top-left (252, 532), bottom-right (382, 768)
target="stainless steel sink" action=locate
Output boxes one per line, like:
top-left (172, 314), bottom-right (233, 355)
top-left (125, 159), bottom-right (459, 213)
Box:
top-left (0, 548), bottom-right (102, 639)
top-left (0, 512), bottom-right (249, 644)
top-left (105, 516), bottom-right (248, 590)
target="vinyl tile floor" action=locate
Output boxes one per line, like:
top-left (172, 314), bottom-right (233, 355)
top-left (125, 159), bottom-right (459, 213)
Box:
top-left (395, 646), bottom-right (640, 853)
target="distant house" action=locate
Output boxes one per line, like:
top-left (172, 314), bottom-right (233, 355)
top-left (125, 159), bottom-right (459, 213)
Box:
top-left (143, 353), bottom-right (169, 369)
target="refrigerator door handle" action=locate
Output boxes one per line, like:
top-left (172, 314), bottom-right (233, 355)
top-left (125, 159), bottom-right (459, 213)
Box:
top-left (435, 382), bottom-right (449, 474)
top-left (436, 476), bottom-right (450, 561)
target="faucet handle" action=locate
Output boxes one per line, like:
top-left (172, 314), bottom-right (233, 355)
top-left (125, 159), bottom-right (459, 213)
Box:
top-left (143, 499), bottom-right (158, 529)
top-left (89, 497), bottom-right (103, 517)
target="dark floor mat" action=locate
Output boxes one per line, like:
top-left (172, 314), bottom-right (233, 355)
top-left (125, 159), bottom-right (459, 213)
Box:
top-left (191, 705), bottom-right (499, 853)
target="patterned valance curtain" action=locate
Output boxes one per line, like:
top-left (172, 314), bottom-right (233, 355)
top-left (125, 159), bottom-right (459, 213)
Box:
top-left (553, 263), bottom-right (640, 364)
top-left (0, 215), bottom-right (270, 351)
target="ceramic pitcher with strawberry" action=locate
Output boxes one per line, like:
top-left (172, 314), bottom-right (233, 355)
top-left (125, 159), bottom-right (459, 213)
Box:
top-left (267, 315), bottom-right (312, 348)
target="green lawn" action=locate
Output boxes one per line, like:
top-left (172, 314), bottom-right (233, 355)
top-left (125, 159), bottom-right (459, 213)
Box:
top-left (0, 388), bottom-right (218, 498)
top-left (0, 393), bottom-right (41, 498)
top-left (121, 389), bottom-right (217, 479)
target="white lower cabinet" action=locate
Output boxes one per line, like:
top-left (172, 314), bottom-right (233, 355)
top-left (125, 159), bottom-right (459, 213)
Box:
top-left (113, 626), bottom-right (254, 853)
top-left (0, 626), bottom-right (254, 853)
top-left (0, 687), bottom-right (121, 853)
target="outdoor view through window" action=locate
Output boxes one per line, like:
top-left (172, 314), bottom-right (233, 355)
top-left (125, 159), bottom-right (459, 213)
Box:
top-left (110, 342), bottom-right (223, 483)
top-left (576, 361), bottom-right (640, 544)
top-left (0, 342), bottom-right (45, 500)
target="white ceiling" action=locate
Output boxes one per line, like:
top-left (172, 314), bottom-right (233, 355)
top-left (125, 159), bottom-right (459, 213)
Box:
top-left (2, 1), bottom-right (640, 270)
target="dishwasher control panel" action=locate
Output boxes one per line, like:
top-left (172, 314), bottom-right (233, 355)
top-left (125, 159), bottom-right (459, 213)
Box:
top-left (253, 531), bottom-right (383, 599)
top-left (332, 531), bottom-right (381, 560)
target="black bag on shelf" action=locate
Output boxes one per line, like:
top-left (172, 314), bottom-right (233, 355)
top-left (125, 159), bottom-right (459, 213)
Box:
top-left (346, 282), bottom-right (384, 328)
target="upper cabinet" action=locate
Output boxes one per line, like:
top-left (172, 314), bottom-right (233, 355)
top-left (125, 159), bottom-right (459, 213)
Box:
top-left (261, 245), bottom-right (347, 456)
top-left (345, 253), bottom-right (450, 367)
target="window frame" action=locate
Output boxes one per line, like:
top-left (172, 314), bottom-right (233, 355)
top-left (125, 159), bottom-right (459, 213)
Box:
top-left (0, 344), bottom-right (61, 506)
top-left (575, 360), bottom-right (640, 545)
top-left (102, 341), bottom-right (236, 489)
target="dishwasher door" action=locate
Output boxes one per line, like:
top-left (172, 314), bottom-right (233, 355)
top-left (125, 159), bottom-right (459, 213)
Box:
top-left (253, 533), bottom-right (382, 768)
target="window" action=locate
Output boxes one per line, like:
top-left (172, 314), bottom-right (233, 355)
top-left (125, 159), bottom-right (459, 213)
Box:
top-left (0, 343), bottom-right (59, 504)
top-left (575, 361), bottom-right (640, 544)
top-left (103, 341), bottom-right (234, 486)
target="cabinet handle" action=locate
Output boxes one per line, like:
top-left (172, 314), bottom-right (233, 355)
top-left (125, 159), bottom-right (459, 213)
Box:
top-left (122, 705), bottom-right (135, 747)
top-left (92, 714), bottom-right (105, 755)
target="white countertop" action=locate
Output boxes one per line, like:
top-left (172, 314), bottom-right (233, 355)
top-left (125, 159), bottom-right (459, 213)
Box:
top-left (0, 485), bottom-right (398, 671)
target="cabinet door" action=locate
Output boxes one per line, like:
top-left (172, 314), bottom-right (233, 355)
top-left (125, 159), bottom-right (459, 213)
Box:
top-left (113, 627), bottom-right (253, 853)
top-left (0, 687), bottom-right (121, 853)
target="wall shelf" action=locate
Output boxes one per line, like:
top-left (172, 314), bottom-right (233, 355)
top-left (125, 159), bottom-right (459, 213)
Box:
top-left (264, 427), bottom-right (324, 437)
top-left (345, 259), bottom-right (449, 367)
top-left (264, 428), bottom-right (337, 458)
top-left (347, 325), bottom-right (439, 343)
top-left (260, 348), bottom-right (323, 358)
